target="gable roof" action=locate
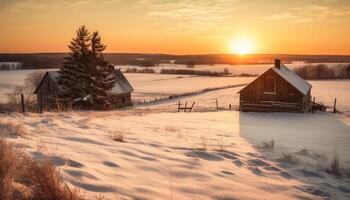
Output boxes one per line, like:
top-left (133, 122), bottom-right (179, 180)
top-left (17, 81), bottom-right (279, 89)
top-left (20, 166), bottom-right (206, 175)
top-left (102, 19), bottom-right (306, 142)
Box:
top-left (111, 69), bottom-right (134, 94)
top-left (238, 64), bottom-right (311, 95)
top-left (34, 69), bottom-right (133, 95)
top-left (33, 71), bottom-right (60, 94)
top-left (272, 65), bottom-right (311, 95)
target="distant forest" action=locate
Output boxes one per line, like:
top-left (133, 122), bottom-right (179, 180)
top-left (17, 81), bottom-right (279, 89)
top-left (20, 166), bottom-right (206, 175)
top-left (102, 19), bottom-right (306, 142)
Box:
top-left (1, 53), bottom-right (350, 69)
top-left (294, 64), bottom-right (350, 79)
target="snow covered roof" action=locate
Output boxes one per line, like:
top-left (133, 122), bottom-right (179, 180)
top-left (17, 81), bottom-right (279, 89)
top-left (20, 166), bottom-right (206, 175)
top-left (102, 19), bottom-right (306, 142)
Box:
top-left (111, 69), bottom-right (134, 94)
top-left (272, 65), bottom-right (311, 95)
top-left (238, 64), bottom-right (311, 95)
top-left (34, 69), bottom-right (133, 95)
top-left (48, 71), bottom-right (60, 82)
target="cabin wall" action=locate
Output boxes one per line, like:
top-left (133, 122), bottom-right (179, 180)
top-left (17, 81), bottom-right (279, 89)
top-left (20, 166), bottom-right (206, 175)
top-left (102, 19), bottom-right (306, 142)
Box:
top-left (239, 69), bottom-right (308, 112)
top-left (110, 93), bottom-right (132, 108)
top-left (36, 76), bottom-right (61, 109)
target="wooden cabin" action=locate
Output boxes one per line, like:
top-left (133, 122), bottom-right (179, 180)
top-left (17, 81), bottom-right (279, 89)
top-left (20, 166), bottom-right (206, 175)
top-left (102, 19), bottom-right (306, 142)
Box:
top-left (33, 69), bottom-right (134, 110)
top-left (238, 59), bottom-right (312, 112)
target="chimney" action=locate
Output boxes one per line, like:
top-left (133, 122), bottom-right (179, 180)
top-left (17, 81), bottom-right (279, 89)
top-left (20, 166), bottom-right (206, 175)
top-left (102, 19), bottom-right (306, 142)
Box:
top-left (274, 59), bottom-right (281, 69)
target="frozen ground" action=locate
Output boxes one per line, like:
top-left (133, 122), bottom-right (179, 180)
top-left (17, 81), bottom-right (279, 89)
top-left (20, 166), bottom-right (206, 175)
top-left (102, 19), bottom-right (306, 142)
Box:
top-left (117, 62), bottom-right (348, 75)
top-left (309, 80), bottom-right (350, 113)
top-left (127, 74), bottom-right (252, 101)
top-left (1, 64), bottom-right (349, 113)
top-left (1, 110), bottom-right (349, 200)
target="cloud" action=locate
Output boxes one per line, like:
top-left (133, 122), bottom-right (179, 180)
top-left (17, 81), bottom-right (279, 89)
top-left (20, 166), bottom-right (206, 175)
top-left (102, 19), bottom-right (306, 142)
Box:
top-left (265, 12), bottom-right (295, 20)
top-left (136, 0), bottom-right (242, 34)
top-left (1, 0), bottom-right (121, 12)
top-left (265, 4), bottom-right (350, 23)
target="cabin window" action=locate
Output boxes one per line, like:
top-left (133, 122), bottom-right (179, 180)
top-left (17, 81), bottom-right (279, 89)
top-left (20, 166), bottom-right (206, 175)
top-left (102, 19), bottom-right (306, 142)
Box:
top-left (264, 75), bottom-right (276, 94)
top-left (122, 97), bottom-right (125, 103)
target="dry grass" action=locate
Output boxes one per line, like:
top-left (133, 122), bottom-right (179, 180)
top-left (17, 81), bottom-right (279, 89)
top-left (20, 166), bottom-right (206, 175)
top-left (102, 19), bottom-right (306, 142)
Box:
top-left (0, 138), bottom-right (88, 200)
top-left (327, 155), bottom-right (341, 176)
top-left (0, 139), bottom-right (23, 200)
top-left (278, 152), bottom-right (299, 165)
top-left (0, 119), bottom-right (28, 138)
top-left (259, 140), bottom-right (275, 150)
top-left (199, 134), bottom-right (208, 151)
top-left (110, 131), bottom-right (125, 142)
top-left (215, 138), bottom-right (225, 152)
top-left (22, 159), bottom-right (84, 200)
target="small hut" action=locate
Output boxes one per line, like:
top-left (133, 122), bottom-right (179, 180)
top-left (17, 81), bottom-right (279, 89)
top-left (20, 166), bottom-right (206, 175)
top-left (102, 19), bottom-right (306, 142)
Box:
top-left (238, 59), bottom-right (312, 112)
top-left (34, 69), bottom-right (134, 109)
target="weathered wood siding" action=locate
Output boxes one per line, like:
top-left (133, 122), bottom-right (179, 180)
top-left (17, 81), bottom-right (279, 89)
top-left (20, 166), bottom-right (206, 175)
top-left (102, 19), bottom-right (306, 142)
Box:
top-left (36, 74), bottom-right (61, 109)
top-left (239, 69), bottom-right (311, 112)
top-left (110, 93), bottom-right (132, 108)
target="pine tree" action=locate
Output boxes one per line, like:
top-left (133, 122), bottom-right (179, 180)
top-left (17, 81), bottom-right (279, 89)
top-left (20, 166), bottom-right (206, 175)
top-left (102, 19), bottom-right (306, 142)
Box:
top-left (58, 26), bottom-right (116, 109)
top-left (88, 31), bottom-right (116, 109)
top-left (57, 26), bottom-right (91, 101)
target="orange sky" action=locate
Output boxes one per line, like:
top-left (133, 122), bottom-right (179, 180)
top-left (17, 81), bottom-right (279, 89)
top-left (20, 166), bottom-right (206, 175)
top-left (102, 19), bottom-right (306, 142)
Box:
top-left (0, 0), bottom-right (350, 55)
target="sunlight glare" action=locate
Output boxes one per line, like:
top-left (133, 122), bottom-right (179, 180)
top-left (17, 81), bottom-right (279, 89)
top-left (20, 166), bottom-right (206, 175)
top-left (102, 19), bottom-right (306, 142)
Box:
top-left (230, 37), bottom-right (254, 55)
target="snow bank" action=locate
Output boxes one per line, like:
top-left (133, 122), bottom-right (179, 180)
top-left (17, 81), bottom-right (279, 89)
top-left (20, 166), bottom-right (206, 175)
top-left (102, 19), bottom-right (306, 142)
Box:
top-left (1, 111), bottom-right (349, 199)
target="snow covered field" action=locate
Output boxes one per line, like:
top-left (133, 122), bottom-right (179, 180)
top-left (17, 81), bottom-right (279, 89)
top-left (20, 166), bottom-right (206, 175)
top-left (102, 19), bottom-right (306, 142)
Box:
top-left (1, 65), bottom-right (350, 199)
top-left (1, 68), bottom-right (349, 113)
top-left (117, 62), bottom-right (348, 75)
top-left (1, 110), bottom-right (349, 199)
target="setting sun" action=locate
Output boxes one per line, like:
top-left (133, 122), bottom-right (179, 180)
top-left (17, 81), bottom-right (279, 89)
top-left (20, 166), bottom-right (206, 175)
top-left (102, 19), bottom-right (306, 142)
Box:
top-left (230, 37), bottom-right (255, 55)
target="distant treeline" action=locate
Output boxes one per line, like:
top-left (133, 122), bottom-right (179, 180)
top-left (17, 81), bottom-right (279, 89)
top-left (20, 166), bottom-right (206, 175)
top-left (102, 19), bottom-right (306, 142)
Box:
top-left (124, 68), bottom-right (156, 73)
top-left (294, 64), bottom-right (350, 79)
top-left (160, 69), bottom-right (230, 77)
top-left (2, 53), bottom-right (350, 69)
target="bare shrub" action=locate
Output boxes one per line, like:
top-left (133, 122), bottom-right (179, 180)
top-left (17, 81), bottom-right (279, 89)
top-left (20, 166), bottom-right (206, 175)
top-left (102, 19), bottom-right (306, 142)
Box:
top-left (111, 131), bottom-right (125, 142)
top-left (259, 140), bottom-right (274, 150)
top-left (278, 152), bottom-right (299, 165)
top-left (7, 71), bottom-right (46, 104)
top-left (22, 158), bottom-right (84, 200)
top-left (0, 119), bottom-right (28, 138)
top-left (326, 156), bottom-right (341, 176)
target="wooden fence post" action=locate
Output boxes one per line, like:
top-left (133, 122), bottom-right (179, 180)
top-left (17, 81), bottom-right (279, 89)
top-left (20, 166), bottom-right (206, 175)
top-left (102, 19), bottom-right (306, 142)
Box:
top-left (333, 98), bottom-right (337, 113)
top-left (215, 99), bottom-right (218, 110)
top-left (40, 95), bottom-right (43, 113)
top-left (20, 94), bottom-right (25, 113)
top-left (56, 97), bottom-right (60, 112)
top-left (177, 101), bottom-right (181, 112)
top-left (189, 102), bottom-right (195, 112)
top-left (184, 102), bottom-right (188, 112)
top-left (229, 104), bottom-right (231, 110)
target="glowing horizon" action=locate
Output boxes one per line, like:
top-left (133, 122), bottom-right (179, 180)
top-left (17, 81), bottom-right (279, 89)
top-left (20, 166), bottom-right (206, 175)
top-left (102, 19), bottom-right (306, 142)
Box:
top-left (0, 1), bottom-right (350, 55)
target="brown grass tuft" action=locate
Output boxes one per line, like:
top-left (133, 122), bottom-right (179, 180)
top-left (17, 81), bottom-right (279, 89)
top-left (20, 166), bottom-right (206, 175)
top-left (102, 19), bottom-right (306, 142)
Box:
top-left (327, 155), bottom-right (341, 176)
top-left (0, 139), bottom-right (23, 200)
top-left (22, 159), bottom-right (84, 200)
top-left (110, 131), bottom-right (125, 142)
top-left (0, 119), bottom-right (28, 138)
top-left (0, 138), bottom-right (87, 200)
top-left (259, 140), bottom-right (274, 150)
top-left (199, 134), bottom-right (208, 151)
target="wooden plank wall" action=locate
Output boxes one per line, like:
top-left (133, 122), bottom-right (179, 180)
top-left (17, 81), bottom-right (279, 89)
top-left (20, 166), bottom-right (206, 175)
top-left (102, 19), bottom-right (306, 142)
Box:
top-left (239, 69), bottom-right (308, 112)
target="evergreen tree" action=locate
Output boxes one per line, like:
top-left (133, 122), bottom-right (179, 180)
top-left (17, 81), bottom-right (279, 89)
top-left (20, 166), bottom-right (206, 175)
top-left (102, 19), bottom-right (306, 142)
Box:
top-left (88, 31), bottom-right (116, 109)
top-left (58, 26), bottom-right (91, 101)
top-left (58, 26), bottom-right (116, 109)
